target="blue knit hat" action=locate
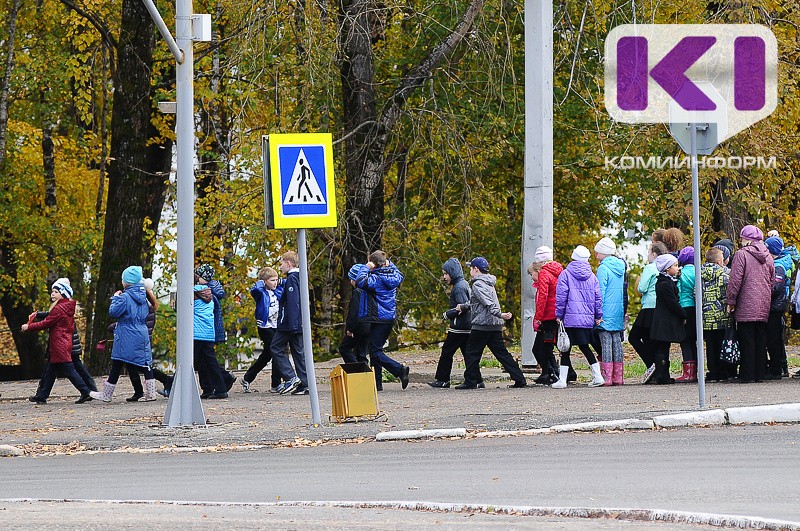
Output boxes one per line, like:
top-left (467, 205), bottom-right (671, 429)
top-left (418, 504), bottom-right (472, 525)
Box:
top-left (765, 236), bottom-right (784, 256)
top-left (348, 264), bottom-right (366, 281)
top-left (122, 266), bottom-right (143, 285)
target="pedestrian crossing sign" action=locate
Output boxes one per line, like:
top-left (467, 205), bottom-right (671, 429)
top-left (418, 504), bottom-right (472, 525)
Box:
top-left (264, 133), bottom-right (337, 229)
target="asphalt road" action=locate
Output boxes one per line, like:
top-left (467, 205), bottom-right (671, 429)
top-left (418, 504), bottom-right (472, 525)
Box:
top-left (1, 424), bottom-right (798, 526)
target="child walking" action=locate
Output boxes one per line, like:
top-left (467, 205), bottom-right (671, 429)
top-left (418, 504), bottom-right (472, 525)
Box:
top-left (429, 258), bottom-right (472, 388)
top-left (24, 278), bottom-right (93, 404)
top-left (650, 254), bottom-right (686, 385)
top-left (90, 266), bottom-right (158, 402)
top-left (270, 251), bottom-right (309, 395)
top-left (339, 264), bottom-right (382, 390)
top-left (528, 246), bottom-right (563, 385)
top-left (241, 267), bottom-right (283, 393)
top-left (552, 245), bottom-right (604, 388)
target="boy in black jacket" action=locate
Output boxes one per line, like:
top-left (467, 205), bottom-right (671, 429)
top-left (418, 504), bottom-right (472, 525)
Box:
top-left (271, 251), bottom-right (307, 395)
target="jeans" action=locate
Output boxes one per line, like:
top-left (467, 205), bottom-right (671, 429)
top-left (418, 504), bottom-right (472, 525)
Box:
top-left (366, 322), bottom-right (403, 378)
top-left (244, 328), bottom-right (283, 388)
top-left (34, 362), bottom-right (91, 399)
top-left (270, 331), bottom-right (307, 386)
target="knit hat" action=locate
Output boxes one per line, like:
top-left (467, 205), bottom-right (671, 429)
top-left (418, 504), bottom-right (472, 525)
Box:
top-left (714, 239), bottom-right (734, 257)
top-left (594, 237), bottom-right (616, 256)
top-left (739, 225), bottom-right (764, 242)
top-left (655, 254), bottom-right (678, 273)
top-left (533, 246), bottom-right (553, 262)
top-left (52, 278), bottom-right (73, 299)
top-left (571, 245), bottom-right (591, 262)
top-left (122, 266), bottom-right (143, 285)
top-left (347, 264), bottom-right (366, 281)
top-left (713, 244), bottom-right (731, 262)
top-left (767, 229), bottom-right (780, 239)
top-left (143, 278), bottom-right (155, 291)
top-left (677, 246), bottom-right (695, 266)
top-left (467, 257), bottom-right (490, 273)
top-left (765, 236), bottom-right (784, 256)
top-left (195, 264), bottom-right (215, 281)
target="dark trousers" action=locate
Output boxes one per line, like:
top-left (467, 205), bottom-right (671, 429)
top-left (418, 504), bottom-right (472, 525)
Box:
top-left (766, 312), bottom-right (787, 375)
top-left (629, 325), bottom-right (656, 366)
top-left (737, 321), bottom-right (767, 382)
top-left (463, 329), bottom-right (525, 386)
top-left (270, 330), bottom-right (307, 386)
top-left (34, 362), bottom-right (91, 399)
top-left (532, 331), bottom-right (558, 378)
top-left (153, 367), bottom-right (173, 390)
top-left (243, 328), bottom-right (283, 388)
top-left (194, 340), bottom-right (227, 394)
top-left (679, 308), bottom-right (698, 362)
top-left (703, 329), bottom-right (727, 378)
top-left (433, 331), bottom-right (470, 382)
top-left (71, 354), bottom-right (97, 392)
top-left (339, 327), bottom-right (382, 389)
top-left (367, 322), bottom-right (403, 378)
top-left (107, 359), bottom-right (152, 385)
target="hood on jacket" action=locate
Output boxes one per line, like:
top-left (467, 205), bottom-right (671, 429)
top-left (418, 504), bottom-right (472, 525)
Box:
top-left (565, 260), bottom-right (593, 281)
top-left (126, 283), bottom-right (148, 304)
top-left (742, 242), bottom-right (770, 264)
top-left (701, 262), bottom-right (724, 282)
top-left (599, 255), bottom-right (626, 277)
top-left (442, 258), bottom-right (465, 285)
top-left (58, 298), bottom-right (77, 316)
top-left (541, 261), bottom-right (564, 279)
top-left (473, 273), bottom-right (497, 286)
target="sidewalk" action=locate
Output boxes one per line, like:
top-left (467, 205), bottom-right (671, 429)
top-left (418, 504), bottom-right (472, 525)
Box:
top-left (1, 351), bottom-right (799, 455)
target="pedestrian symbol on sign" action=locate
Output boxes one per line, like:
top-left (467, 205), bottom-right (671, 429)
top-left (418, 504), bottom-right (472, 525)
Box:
top-left (285, 149), bottom-right (325, 205)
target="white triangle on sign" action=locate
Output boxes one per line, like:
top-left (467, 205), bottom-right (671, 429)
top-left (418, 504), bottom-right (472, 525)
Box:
top-left (283, 148), bottom-right (326, 205)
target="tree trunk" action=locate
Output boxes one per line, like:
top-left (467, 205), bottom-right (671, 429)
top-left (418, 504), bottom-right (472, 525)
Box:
top-left (88, 0), bottom-right (172, 372)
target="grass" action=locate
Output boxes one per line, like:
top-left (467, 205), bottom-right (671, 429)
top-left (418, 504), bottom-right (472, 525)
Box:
top-left (454, 357), bottom-right (502, 370)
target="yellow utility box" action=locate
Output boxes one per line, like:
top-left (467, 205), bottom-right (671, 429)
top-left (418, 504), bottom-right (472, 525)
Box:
top-left (330, 362), bottom-right (379, 422)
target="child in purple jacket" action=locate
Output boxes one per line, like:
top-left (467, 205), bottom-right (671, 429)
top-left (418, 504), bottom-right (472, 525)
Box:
top-left (552, 245), bottom-right (605, 388)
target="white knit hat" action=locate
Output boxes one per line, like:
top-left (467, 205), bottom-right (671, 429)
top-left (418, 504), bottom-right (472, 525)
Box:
top-left (571, 245), bottom-right (591, 262)
top-left (143, 278), bottom-right (155, 291)
top-left (594, 237), bottom-right (616, 256)
top-left (533, 246), bottom-right (553, 262)
top-left (52, 278), bottom-right (73, 299)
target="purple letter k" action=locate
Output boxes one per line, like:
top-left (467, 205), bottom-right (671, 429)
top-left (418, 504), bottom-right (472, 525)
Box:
top-left (650, 36), bottom-right (716, 111)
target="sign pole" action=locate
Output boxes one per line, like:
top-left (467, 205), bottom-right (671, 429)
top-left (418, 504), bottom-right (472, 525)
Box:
top-left (298, 228), bottom-right (322, 425)
top-left (690, 123), bottom-right (707, 408)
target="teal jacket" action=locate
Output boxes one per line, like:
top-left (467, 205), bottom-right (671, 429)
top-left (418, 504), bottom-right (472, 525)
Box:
top-left (678, 264), bottom-right (696, 308)
top-left (596, 255), bottom-right (626, 331)
top-left (638, 263), bottom-right (658, 309)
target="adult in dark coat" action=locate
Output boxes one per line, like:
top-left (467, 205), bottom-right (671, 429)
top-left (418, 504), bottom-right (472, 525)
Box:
top-left (650, 255), bottom-right (686, 384)
top-left (726, 225), bottom-right (774, 383)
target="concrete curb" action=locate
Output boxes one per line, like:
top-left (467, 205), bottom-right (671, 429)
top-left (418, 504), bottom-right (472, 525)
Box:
top-left (726, 403), bottom-right (800, 425)
top-left (3, 499), bottom-right (798, 529)
top-left (653, 409), bottom-right (727, 428)
top-left (375, 428), bottom-right (466, 441)
top-left (550, 418), bottom-right (655, 432)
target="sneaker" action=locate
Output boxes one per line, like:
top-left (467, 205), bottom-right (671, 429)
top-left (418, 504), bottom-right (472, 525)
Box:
top-left (291, 386), bottom-right (309, 395)
top-left (28, 396), bottom-right (46, 404)
top-left (207, 392), bottom-right (228, 399)
top-left (641, 364), bottom-right (656, 384)
top-left (454, 382), bottom-right (482, 389)
top-left (241, 380), bottom-right (252, 393)
top-left (126, 393), bottom-right (143, 402)
top-left (226, 374), bottom-right (237, 392)
top-left (157, 388), bottom-right (170, 398)
top-left (279, 377), bottom-right (301, 395)
top-left (269, 386), bottom-right (281, 394)
top-left (427, 380), bottom-right (450, 388)
top-left (508, 380), bottom-right (527, 388)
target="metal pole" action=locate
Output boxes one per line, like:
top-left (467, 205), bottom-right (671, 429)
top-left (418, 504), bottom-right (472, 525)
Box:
top-left (141, 0), bottom-right (183, 63)
top-left (520, 0), bottom-right (554, 367)
top-left (691, 123), bottom-right (706, 408)
top-left (297, 229), bottom-right (322, 425)
top-left (163, 0), bottom-right (205, 426)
